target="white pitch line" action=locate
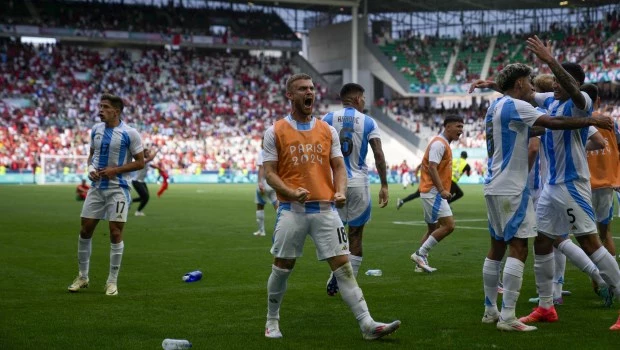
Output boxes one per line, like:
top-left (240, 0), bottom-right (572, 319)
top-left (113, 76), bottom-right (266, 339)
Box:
top-left (393, 221), bottom-right (488, 231)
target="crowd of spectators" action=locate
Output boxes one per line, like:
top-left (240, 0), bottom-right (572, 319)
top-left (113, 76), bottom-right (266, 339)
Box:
top-left (1, 0), bottom-right (298, 41)
top-left (0, 41), bottom-right (328, 175)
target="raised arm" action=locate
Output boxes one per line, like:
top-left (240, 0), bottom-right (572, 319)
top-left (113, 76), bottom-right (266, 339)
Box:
top-left (526, 35), bottom-right (586, 109)
top-left (533, 114), bottom-right (613, 131)
top-left (369, 138), bottom-right (388, 208)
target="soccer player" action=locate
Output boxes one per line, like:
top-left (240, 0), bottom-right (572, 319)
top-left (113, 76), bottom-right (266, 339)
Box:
top-left (152, 163), bottom-right (169, 198)
top-left (399, 160), bottom-right (410, 189)
top-left (584, 84), bottom-right (620, 256)
top-left (253, 143), bottom-right (278, 237)
top-left (322, 83), bottom-right (389, 295)
top-left (76, 179), bottom-right (89, 201)
top-left (469, 62), bottom-right (612, 332)
top-left (526, 77), bottom-right (608, 306)
top-left (397, 153), bottom-right (469, 210)
top-left (409, 115), bottom-right (463, 273)
top-left (67, 93), bottom-right (144, 296)
top-left (261, 73), bottom-right (400, 340)
top-left (515, 36), bottom-right (620, 330)
top-left (132, 148), bottom-right (157, 216)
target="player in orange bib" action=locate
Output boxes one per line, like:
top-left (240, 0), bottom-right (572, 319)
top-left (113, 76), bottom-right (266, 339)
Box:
top-left (261, 73), bottom-right (400, 340)
top-left (410, 115), bottom-right (464, 273)
top-left (583, 84), bottom-right (620, 257)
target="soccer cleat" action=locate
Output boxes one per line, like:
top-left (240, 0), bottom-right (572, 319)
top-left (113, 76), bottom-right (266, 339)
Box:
top-left (396, 198), bottom-right (404, 210)
top-left (597, 286), bottom-right (614, 308)
top-left (413, 265), bottom-right (423, 273)
top-left (481, 310), bottom-right (500, 324)
top-left (253, 231), bottom-right (266, 237)
top-left (496, 317), bottom-right (537, 332)
top-left (134, 211), bottom-right (145, 216)
top-left (104, 282), bottom-right (118, 296)
top-left (326, 272), bottom-right (339, 296)
top-left (410, 252), bottom-right (436, 273)
top-left (68, 276), bottom-right (89, 292)
top-left (265, 319), bottom-right (283, 338)
top-left (519, 306), bottom-right (558, 323)
top-left (362, 320), bottom-right (401, 340)
top-left (527, 297), bottom-right (563, 305)
top-left (610, 315), bottom-right (620, 331)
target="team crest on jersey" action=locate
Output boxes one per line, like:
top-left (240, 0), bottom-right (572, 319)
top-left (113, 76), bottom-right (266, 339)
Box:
top-left (94, 134), bottom-right (102, 141)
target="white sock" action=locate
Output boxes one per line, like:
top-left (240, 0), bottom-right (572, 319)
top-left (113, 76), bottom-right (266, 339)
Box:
top-left (553, 247), bottom-right (566, 299)
top-left (333, 262), bottom-right (373, 329)
top-left (267, 265), bottom-right (292, 320)
top-left (107, 241), bottom-right (124, 284)
top-left (418, 235), bottom-right (438, 256)
top-left (482, 258), bottom-right (501, 313)
top-left (500, 257), bottom-right (525, 321)
top-left (78, 236), bottom-right (92, 278)
top-left (590, 246), bottom-right (620, 292)
top-left (256, 210), bottom-right (265, 232)
top-left (534, 253), bottom-right (555, 309)
top-left (558, 239), bottom-right (606, 286)
top-left (349, 255), bottom-right (363, 278)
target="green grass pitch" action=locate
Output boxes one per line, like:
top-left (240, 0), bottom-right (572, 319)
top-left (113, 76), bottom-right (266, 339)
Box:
top-left (1, 184), bottom-right (619, 349)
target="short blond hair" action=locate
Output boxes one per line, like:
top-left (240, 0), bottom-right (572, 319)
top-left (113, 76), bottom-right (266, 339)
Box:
top-left (533, 74), bottom-right (554, 93)
top-left (286, 73), bottom-right (312, 92)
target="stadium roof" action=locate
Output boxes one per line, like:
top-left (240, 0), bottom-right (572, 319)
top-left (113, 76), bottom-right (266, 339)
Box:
top-left (238, 0), bottom-right (618, 12)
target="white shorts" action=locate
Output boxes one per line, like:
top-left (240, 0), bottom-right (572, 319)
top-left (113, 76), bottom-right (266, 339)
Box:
top-left (421, 194), bottom-right (452, 224)
top-left (255, 184), bottom-right (277, 206)
top-left (337, 186), bottom-right (371, 226)
top-left (271, 202), bottom-right (349, 260)
top-left (80, 187), bottom-right (131, 222)
top-left (592, 188), bottom-right (614, 224)
top-left (537, 181), bottom-right (597, 237)
top-left (486, 193), bottom-right (537, 241)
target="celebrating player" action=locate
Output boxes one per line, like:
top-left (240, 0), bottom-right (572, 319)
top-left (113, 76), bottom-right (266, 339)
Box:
top-left (261, 73), bottom-right (400, 340)
top-left (322, 82), bottom-right (389, 295)
top-left (409, 115), bottom-right (463, 273)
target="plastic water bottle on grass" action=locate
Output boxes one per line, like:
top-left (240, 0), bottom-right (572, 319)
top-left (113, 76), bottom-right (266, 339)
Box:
top-left (365, 269), bottom-right (382, 276)
top-left (182, 271), bottom-right (202, 282)
top-left (162, 338), bottom-right (192, 349)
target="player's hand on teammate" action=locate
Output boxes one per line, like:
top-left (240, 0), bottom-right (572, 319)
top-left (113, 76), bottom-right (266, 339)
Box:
top-left (333, 192), bottom-right (346, 208)
top-left (291, 187), bottom-right (310, 203)
top-left (440, 189), bottom-right (452, 200)
top-left (98, 167), bottom-right (118, 180)
top-left (468, 79), bottom-right (497, 93)
top-left (526, 35), bottom-right (554, 63)
top-left (591, 115), bottom-right (614, 130)
top-left (378, 186), bottom-right (389, 208)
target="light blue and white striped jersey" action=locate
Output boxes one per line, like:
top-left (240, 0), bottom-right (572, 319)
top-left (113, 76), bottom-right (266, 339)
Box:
top-left (323, 107), bottom-right (381, 187)
top-left (484, 96), bottom-right (544, 195)
top-left (90, 121), bottom-right (143, 189)
top-left (534, 92), bottom-right (593, 184)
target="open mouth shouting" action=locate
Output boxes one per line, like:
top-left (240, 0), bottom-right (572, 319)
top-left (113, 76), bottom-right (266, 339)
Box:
top-left (303, 96), bottom-right (314, 109)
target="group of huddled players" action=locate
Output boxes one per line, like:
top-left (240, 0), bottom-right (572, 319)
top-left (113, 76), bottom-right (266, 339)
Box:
top-left (466, 36), bottom-right (620, 331)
